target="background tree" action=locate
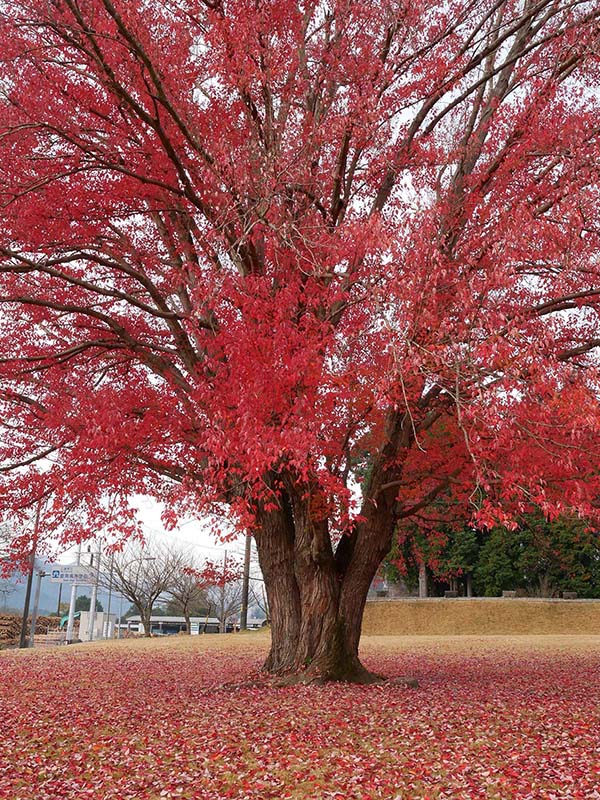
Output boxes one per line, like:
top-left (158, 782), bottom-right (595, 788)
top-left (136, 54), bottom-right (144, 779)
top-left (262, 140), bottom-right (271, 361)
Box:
top-left (166, 558), bottom-right (210, 634)
top-left (474, 514), bottom-right (600, 597)
top-left (391, 520), bottom-right (456, 597)
top-left (0, 0), bottom-right (599, 682)
top-left (104, 543), bottom-right (183, 637)
top-left (437, 528), bottom-right (481, 597)
top-left (74, 594), bottom-right (104, 613)
top-left (201, 557), bottom-right (244, 633)
top-left (207, 580), bottom-right (243, 634)
top-left (249, 580), bottom-right (270, 625)
top-left (0, 524), bottom-right (14, 610)
top-left (0, 523), bottom-right (10, 555)
top-left (388, 512), bottom-right (600, 597)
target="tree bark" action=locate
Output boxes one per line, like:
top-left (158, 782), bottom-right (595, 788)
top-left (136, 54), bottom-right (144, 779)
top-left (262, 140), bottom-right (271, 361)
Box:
top-left (253, 411), bottom-right (407, 685)
top-left (140, 608), bottom-right (152, 637)
top-left (254, 486), bottom-right (396, 684)
top-left (418, 562), bottom-right (428, 598)
top-left (254, 496), bottom-right (301, 674)
top-left (258, 546), bottom-right (380, 684)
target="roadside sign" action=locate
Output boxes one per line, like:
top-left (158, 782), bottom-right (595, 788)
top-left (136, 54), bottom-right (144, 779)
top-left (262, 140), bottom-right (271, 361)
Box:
top-left (48, 565), bottom-right (95, 584)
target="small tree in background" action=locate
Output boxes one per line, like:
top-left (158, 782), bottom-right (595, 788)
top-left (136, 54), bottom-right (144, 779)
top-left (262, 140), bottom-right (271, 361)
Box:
top-left (517, 514), bottom-right (600, 598)
top-left (104, 543), bottom-right (184, 637)
top-left (472, 528), bottom-right (519, 596)
top-left (389, 512), bottom-right (599, 597)
top-left (0, 579), bottom-right (15, 612)
top-left (166, 560), bottom-right (210, 635)
top-left (435, 528), bottom-right (481, 597)
top-left (390, 522), bottom-right (453, 597)
top-left (475, 515), bottom-right (600, 598)
top-left (201, 558), bottom-right (244, 634)
top-left (249, 581), bottom-right (270, 625)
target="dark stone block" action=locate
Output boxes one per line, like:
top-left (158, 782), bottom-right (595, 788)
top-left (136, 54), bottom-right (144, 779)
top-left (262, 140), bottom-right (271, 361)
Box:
top-left (390, 676), bottom-right (419, 688)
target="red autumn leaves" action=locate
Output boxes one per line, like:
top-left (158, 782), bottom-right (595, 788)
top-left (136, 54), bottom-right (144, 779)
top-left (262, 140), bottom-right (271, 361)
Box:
top-left (1, 639), bottom-right (599, 799)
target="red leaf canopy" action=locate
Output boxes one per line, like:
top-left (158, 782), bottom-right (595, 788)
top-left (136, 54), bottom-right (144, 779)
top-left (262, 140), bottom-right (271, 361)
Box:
top-left (0, 0), bottom-right (599, 556)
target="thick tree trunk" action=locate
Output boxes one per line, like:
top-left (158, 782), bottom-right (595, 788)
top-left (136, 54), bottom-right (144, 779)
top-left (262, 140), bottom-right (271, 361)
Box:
top-left (250, 412), bottom-right (418, 683)
top-left (254, 492), bottom-right (395, 684)
top-left (140, 609), bottom-right (152, 637)
top-left (259, 559), bottom-right (379, 684)
top-left (254, 497), bottom-right (301, 674)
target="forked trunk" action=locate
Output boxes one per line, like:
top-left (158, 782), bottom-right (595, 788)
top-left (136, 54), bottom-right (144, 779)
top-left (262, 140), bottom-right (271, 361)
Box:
top-left (254, 494), bottom-right (395, 684)
top-left (266, 574), bottom-right (378, 684)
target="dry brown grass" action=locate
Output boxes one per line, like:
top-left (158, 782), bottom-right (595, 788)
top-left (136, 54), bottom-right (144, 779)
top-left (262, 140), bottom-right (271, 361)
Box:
top-left (76, 629), bottom-right (271, 653)
top-left (4, 598), bottom-right (600, 662)
top-left (361, 633), bottom-right (600, 656)
top-left (0, 628), bottom-right (271, 658)
top-left (362, 598), bottom-right (600, 636)
top-left (4, 626), bottom-right (600, 664)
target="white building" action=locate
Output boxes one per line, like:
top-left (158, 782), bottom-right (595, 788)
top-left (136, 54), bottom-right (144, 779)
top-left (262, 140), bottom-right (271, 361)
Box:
top-left (77, 611), bottom-right (117, 641)
top-left (125, 615), bottom-right (222, 635)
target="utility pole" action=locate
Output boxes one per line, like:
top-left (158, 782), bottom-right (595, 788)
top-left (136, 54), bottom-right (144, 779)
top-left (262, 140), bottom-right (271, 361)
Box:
top-left (87, 543), bottom-right (101, 642)
top-left (240, 533), bottom-right (252, 631)
top-left (29, 569), bottom-right (47, 647)
top-left (103, 551), bottom-right (115, 639)
top-left (19, 500), bottom-right (42, 649)
top-left (219, 550), bottom-right (227, 633)
top-left (65, 543), bottom-right (81, 644)
top-left (56, 582), bottom-right (63, 617)
top-left (117, 592), bottom-right (123, 639)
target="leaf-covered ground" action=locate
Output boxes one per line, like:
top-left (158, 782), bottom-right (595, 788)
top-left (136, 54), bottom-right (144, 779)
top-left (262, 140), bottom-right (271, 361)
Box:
top-left (1, 635), bottom-right (599, 799)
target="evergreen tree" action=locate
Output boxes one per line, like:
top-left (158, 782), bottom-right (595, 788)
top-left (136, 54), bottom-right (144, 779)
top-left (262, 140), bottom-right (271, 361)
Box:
top-left (74, 595), bottom-right (104, 613)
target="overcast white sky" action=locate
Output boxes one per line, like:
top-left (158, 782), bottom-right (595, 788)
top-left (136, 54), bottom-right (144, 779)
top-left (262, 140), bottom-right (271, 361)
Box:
top-left (53, 495), bottom-right (249, 566)
top-left (4, 498), bottom-right (259, 618)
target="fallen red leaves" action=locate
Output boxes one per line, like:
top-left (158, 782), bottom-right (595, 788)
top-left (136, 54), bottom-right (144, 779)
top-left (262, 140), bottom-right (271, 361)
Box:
top-left (1, 639), bottom-right (599, 799)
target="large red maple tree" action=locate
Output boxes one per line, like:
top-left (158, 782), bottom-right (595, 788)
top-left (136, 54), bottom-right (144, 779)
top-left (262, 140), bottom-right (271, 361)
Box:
top-left (1, 0), bottom-right (599, 681)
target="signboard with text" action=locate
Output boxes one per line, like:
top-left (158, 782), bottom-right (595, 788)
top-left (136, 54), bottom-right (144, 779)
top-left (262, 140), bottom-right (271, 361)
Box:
top-left (48, 565), bottom-right (95, 584)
